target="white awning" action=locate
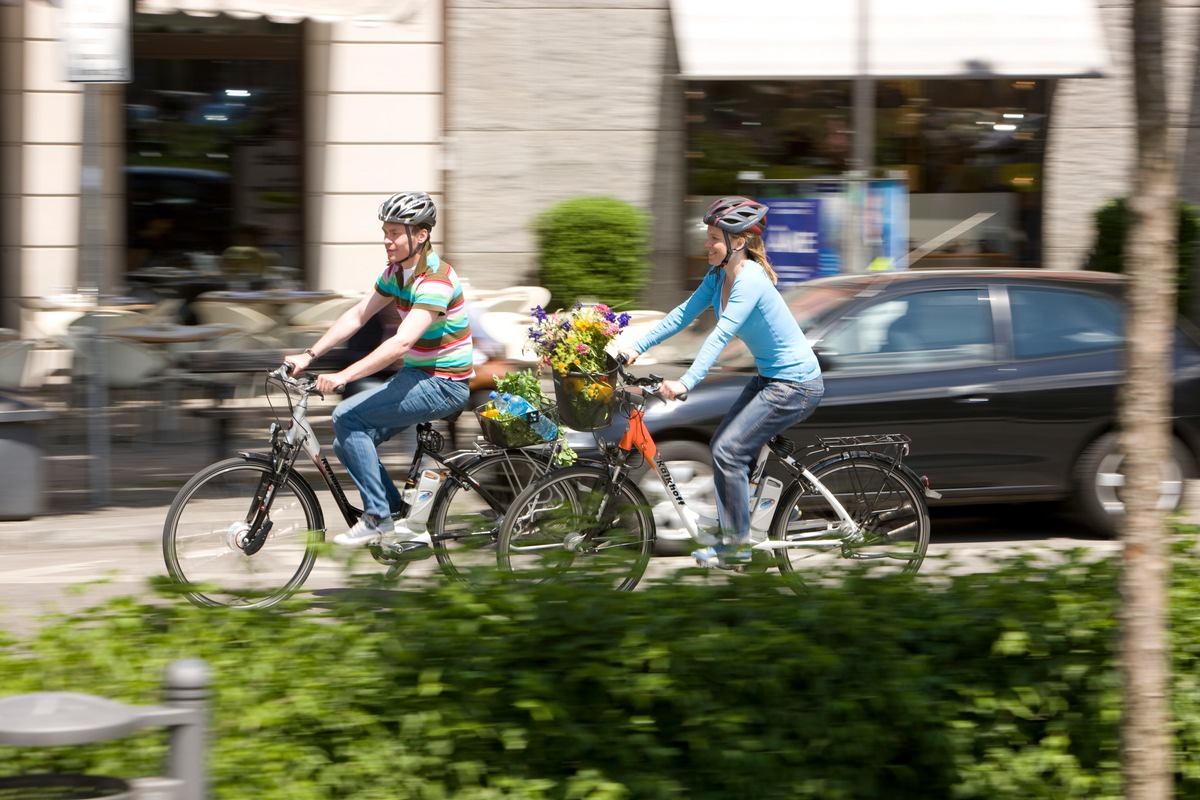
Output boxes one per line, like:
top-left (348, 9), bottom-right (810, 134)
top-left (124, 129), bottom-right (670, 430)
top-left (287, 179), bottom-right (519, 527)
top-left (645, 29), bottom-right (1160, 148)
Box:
top-left (671, 0), bottom-right (1110, 80)
top-left (136, 0), bottom-right (417, 24)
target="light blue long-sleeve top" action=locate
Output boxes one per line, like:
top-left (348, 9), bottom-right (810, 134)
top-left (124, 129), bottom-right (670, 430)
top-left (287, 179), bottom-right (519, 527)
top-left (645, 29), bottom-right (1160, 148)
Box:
top-left (633, 262), bottom-right (821, 391)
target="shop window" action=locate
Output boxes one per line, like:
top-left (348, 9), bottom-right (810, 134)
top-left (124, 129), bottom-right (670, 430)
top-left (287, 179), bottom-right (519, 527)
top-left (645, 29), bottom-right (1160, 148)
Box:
top-left (685, 78), bottom-right (1050, 268)
top-left (125, 13), bottom-right (303, 286)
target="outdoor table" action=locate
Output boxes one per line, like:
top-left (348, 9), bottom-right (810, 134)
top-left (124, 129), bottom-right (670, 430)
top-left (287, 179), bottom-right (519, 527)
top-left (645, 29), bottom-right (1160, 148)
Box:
top-left (108, 322), bottom-right (241, 345)
top-left (19, 294), bottom-right (155, 312)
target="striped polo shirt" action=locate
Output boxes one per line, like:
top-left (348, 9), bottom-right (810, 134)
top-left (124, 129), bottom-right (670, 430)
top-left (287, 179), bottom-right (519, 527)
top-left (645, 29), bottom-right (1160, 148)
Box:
top-left (375, 252), bottom-right (475, 381)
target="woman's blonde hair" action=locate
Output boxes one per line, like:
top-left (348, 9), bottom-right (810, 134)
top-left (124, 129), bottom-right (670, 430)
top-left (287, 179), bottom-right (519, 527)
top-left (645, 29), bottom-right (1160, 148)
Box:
top-left (742, 234), bottom-right (777, 285)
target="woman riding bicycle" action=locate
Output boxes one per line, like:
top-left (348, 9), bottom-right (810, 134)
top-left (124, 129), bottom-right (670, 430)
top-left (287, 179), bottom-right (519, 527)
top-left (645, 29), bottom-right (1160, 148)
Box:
top-left (285, 191), bottom-right (474, 550)
top-left (619, 196), bottom-right (824, 568)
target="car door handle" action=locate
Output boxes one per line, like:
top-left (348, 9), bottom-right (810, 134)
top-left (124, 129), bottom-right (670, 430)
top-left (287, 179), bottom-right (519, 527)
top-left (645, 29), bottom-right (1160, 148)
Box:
top-left (948, 385), bottom-right (993, 403)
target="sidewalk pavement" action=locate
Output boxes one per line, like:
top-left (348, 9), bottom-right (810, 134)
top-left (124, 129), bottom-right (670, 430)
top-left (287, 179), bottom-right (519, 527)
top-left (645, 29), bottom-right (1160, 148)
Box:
top-left (6, 405), bottom-right (1200, 549)
top-left (3, 406), bottom-right (435, 549)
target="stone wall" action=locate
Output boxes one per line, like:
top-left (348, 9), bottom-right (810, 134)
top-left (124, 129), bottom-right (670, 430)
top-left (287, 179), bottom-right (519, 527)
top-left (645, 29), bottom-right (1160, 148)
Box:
top-left (1044, 1), bottom-right (1200, 271)
top-left (445, 0), bottom-right (685, 311)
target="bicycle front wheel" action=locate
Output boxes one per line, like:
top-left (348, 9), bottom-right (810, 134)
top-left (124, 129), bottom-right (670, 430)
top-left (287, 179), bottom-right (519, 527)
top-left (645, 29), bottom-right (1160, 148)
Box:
top-left (496, 465), bottom-right (654, 591)
top-left (772, 453), bottom-right (929, 578)
top-left (429, 448), bottom-right (558, 583)
top-left (163, 458), bottom-right (324, 608)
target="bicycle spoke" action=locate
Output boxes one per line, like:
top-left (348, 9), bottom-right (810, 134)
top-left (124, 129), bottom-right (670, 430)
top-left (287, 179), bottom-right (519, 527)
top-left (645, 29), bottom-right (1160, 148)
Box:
top-left (497, 466), bottom-right (653, 591)
top-left (773, 455), bottom-right (929, 579)
top-left (163, 459), bottom-right (322, 608)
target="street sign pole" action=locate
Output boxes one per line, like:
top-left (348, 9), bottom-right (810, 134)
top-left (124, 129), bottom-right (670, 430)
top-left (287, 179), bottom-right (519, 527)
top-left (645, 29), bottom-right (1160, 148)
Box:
top-left (61, 0), bottom-right (132, 506)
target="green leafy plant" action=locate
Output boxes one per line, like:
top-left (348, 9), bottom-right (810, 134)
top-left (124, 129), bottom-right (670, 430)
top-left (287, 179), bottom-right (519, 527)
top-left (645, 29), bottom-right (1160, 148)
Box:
top-left (533, 196), bottom-right (649, 310)
top-left (1088, 196), bottom-right (1198, 316)
top-left (493, 369), bottom-right (576, 464)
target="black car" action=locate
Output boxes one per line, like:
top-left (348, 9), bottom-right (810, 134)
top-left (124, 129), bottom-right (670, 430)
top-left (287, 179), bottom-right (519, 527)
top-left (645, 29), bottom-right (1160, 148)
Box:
top-left (575, 269), bottom-right (1200, 549)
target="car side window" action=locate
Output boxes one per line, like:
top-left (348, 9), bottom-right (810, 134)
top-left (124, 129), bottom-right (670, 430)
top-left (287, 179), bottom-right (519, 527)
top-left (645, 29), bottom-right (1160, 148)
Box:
top-left (819, 288), bottom-right (994, 375)
top-left (1009, 286), bottom-right (1123, 359)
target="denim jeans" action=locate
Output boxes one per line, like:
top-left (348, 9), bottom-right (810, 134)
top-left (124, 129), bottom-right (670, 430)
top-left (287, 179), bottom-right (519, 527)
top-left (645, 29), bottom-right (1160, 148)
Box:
top-left (332, 367), bottom-right (469, 519)
top-left (710, 374), bottom-right (825, 544)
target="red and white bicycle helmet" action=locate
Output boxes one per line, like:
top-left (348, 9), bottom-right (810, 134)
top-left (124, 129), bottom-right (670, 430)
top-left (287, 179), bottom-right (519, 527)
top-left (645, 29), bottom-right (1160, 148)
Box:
top-left (703, 196), bottom-right (768, 236)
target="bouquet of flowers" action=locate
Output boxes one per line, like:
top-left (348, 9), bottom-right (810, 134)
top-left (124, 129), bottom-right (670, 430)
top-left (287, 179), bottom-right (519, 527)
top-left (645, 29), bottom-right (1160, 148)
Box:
top-left (526, 303), bottom-right (631, 430)
top-left (525, 302), bottom-right (631, 377)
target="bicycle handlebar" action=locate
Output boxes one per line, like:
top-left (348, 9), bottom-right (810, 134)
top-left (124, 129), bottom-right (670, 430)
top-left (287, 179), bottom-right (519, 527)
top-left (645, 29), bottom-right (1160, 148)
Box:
top-left (614, 353), bottom-right (687, 402)
top-left (271, 363), bottom-right (344, 395)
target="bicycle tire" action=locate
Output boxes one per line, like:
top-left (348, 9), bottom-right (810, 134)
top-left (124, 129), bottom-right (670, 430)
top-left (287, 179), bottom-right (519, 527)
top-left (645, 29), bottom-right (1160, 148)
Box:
top-left (772, 452), bottom-right (929, 579)
top-left (163, 458), bottom-right (324, 609)
top-left (428, 448), bottom-right (561, 583)
top-left (495, 465), bottom-right (655, 591)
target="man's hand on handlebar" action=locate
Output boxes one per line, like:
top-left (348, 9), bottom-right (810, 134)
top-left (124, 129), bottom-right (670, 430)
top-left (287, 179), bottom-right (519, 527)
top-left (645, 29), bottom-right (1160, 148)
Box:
top-left (315, 372), bottom-right (347, 395)
top-left (283, 352), bottom-right (314, 375)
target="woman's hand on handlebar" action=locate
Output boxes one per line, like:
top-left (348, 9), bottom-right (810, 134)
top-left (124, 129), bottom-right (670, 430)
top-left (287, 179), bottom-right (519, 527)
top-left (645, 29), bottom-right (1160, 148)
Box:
top-left (658, 378), bottom-right (688, 401)
top-left (616, 348), bottom-right (640, 366)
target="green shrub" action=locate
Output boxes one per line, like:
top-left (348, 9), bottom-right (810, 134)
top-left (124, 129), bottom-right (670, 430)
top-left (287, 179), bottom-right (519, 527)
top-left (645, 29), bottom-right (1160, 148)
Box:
top-left (533, 196), bottom-right (649, 311)
top-left (1088, 196), bottom-right (1198, 315)
top-left (3, 529), bottom-right (1200, 799)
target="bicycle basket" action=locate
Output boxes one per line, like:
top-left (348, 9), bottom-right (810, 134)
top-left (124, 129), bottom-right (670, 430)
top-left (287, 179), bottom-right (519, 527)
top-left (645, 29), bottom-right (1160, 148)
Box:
top-left (474, 399), bottom-right (555, 448)
top-left (552, 356), bottom-right (619, 431)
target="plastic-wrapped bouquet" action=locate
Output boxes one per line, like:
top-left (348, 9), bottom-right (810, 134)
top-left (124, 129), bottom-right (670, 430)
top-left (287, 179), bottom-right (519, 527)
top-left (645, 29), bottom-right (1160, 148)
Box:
top-left (525, 302), bottom-right (631, 378)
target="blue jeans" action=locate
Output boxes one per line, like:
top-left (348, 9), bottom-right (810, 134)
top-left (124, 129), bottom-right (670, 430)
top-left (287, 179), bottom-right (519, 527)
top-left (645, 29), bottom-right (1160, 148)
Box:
top-left (710, 375), bottom-right (824, 544)
top-left (332, 367), bottom-right (469, 519)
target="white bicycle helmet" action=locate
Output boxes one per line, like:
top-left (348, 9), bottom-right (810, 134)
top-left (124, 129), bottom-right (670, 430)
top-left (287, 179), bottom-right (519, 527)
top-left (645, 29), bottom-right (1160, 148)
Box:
top-left (378, 191), bottom-right (437, 229)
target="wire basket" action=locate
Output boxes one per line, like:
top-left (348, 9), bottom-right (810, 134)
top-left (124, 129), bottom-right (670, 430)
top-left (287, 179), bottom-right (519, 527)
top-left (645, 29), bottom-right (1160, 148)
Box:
top-left (551, 357), bottom-right (619, 431)
top-left (474, 399), bottom-right (557, 449)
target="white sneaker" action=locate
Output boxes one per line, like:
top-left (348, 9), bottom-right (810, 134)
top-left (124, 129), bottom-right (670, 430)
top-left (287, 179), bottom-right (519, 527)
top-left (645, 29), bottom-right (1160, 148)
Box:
top-left (378, 521), bottom-right (433, 557)
top-left (334, 514), bottom-right (395, 547)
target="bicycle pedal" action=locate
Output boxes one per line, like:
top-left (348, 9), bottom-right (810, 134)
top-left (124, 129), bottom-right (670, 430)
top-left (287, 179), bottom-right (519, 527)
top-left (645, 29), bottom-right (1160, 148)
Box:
top-left (378, 540), bottom-right (433, 561)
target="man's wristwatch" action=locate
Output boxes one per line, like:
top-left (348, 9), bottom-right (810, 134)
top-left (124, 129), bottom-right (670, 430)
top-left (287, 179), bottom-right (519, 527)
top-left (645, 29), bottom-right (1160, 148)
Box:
top-left (303, 348), bottom-right (317, 359)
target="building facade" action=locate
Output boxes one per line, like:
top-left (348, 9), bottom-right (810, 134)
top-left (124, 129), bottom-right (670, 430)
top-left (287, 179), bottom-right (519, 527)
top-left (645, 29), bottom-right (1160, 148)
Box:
top-left (3, 0), bottom-right (1197, 335)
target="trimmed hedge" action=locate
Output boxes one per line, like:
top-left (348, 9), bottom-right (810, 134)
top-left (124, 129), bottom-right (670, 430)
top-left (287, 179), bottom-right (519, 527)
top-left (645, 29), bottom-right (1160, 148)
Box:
top-left (2, 531), bottom-right (1200, 799)
top-left (1088, 196), bottom-right (1198, 316)
top-left (534, 196), bottom-right (650, 312)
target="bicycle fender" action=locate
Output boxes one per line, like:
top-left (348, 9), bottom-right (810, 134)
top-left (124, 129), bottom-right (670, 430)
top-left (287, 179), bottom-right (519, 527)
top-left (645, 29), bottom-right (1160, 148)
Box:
top-left (806, 450), bottom-right (936, 499)
top-left (234, 452), bottom-right (328, 533)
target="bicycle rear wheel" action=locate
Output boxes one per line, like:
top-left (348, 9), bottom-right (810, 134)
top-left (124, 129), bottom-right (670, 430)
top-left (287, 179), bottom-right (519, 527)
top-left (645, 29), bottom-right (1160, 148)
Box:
top-left (495, 465), bottom-right (654, 591)
top-left (163, 458), bottom-right (323, 608)
top-left (429, 448), bottom-right (557, 583)
top-left (772, 453), bottom-right (929, 578)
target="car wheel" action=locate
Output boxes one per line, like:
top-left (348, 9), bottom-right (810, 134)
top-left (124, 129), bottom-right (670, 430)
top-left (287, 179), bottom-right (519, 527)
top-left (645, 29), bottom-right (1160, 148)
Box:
top-left (1073, 431), bottom-right (1196, 537)
top-left (632, 440), bottom-right (715, 556)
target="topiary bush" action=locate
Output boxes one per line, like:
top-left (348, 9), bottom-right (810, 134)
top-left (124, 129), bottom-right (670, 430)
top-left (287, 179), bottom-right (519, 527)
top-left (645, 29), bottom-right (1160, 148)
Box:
top-left (1087, 196), bottom-right (1198, 316)
top-left (534, 196), bottom-right (650, 311)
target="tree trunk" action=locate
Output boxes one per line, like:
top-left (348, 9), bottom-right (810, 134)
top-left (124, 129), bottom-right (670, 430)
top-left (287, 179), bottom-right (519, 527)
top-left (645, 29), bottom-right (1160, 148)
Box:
top-left (1121, 0), bottom-right (1177, 797)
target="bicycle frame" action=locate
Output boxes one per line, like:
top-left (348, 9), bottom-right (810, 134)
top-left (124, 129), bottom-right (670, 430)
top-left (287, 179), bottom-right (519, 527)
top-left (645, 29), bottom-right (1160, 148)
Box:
top-left (612, 382), bottom-right (900, 552)
top-left (260, 369), bottom-right (558, 541)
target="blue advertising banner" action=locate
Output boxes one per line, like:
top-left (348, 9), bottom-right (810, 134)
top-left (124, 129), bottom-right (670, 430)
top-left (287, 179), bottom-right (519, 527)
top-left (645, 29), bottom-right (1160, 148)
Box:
top-left (761, 198), bottom-right (821, 285)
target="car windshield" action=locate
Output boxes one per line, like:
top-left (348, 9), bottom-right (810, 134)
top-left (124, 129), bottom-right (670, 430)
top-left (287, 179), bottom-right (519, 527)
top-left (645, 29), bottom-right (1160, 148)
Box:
top-left (642, 282), bottom-right (859, 369)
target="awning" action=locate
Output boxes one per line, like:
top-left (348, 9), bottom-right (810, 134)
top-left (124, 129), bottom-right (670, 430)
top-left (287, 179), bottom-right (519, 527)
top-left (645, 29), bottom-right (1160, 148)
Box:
top-left (671, 0), bottom-right (1111, 80)
top-left (136, 0), bottom-right (417, 24)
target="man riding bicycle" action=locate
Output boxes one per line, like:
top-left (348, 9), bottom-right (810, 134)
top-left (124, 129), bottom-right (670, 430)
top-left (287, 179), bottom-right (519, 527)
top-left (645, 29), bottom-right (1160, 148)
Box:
top-left (285, 191), bottom-right (474, 550)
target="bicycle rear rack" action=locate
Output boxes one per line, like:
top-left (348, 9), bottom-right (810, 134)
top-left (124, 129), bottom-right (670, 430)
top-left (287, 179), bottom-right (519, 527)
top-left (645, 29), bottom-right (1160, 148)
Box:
top-left (816, 433), bottom-right (912, 449)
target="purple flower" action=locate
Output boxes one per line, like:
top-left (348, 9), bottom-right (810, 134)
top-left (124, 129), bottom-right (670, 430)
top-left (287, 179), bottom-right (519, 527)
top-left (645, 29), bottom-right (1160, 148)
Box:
top-left (532, 305), bottom-right (548, 322)
top-left (617, 313), bottom-right (631, 327)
